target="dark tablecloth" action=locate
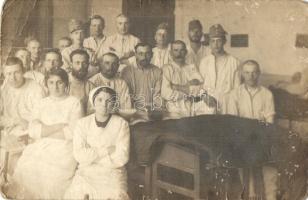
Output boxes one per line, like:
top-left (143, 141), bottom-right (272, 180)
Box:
top-left (130, 115), bottom-right (289, 168)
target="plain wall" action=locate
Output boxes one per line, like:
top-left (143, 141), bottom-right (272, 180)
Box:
top-left (175, 0), bottom-right (308, 75)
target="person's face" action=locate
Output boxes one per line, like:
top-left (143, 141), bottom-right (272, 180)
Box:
top-left (210, 37), bottom-right (225, 54)
top-left (155, 29), bottom-right (168, 46)
top-left (188, 28), bottom-right (203, 43)
top-left (93, 91), bottom-right (113, 115)
top-left (44, 52), bottom-right (62, 71)
top-left (27, 40), bottom-right (41, 61)
top-left (4, 64), bottom-right (25, 88)
top-left (242, 63), bottom-right (260, 87)
top-left (71, 54), bottom-right (89, 80)
top-left (47, 75), bottom-right (67, 97)
top-left (135, 46), bottom-right (152, 67)
top-left (99, 55), bottom-right (119, 79)
top-left (171, 43), bottom-right (187, 61)
top-left (15, 50), bottom-right (31, 70)
top-left (58, 39), bottom-right (71, 51)
top-left (70, 30), bottom-right (85, 44)
top-left (90, 18), bottom-right (104, 37)
top-left (116, 16), bottom-right (129, 35)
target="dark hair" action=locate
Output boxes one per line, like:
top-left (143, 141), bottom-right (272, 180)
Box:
top-left (90, 15), bottom-right (105, 27)
top-left (45, 67), bottom-right (69, 87)
top-left (171, 40), bottom-right (187, 49)
top-left (92, 87), bottom-right (118, 111)
top-left (59, 37), bottom-right (72, 46)
top-left (134, 42), bottom-right (152, 52)
top-left (70, 49), bottom-right (90, 62)
top-left (43, 48), bottom-right (63, 61)
top-left (241, 59), bottom-right (261, 73)
top-left (98, 52), bottom-right (119, 63)
top-left (5, 57), bottom-right (24, 71)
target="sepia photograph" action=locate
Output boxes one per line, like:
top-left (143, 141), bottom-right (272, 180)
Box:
top-left (0, 0), bottom-right (308, 199)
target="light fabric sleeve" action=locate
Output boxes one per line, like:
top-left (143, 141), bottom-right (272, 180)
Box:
top-left (98, 119), bottom-right (130, 168)
top-left (65, 99), bottom-right (84, 140)
top-left (73, 121), bottom-right (101, 165)
top-left (161, 66), bottom-right (185, 101)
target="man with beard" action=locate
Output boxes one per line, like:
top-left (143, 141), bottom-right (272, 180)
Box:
top-left (161, 40), bottom-right (216, 119)
top-left (62, 19), bottom-right (98, 77)
top-left (186, 20), bottom-right (211, 70)
top-left (89, 52), bottom-right (131, 111)
top-left (68, 49), bottom-right (95, 114)
top-left (25, 37), bottom-right (42, 70)
top-left (122, 43), bottom-right (162, 118)
top-left (199, 24), bottom-right (240, 113)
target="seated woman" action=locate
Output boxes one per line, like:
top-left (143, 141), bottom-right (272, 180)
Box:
top-left (8, 68), bottom-right (83, 199)
top-left (64, 86), bottom-right (130, 200)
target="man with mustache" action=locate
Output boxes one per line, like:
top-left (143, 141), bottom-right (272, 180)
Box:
top-left (161, 40), bottom-right (216, 119)
top-left (68, 49), bottom-right (95, 114)
top-left (199, 24), bottom-right (241, 113)
top-left (122, 43), bottom-right (162, 118)
top-left (89, 52), bottom-right (132, 111)
top-left (186, 19), bottom-right (211, 70)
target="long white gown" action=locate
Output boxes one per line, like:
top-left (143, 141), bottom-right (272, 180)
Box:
top-left (64, 114), bottom-right (130, 200)
top-left (8, 95), bottom-right (83, 199)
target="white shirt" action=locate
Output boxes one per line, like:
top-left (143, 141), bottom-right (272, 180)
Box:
top-left (24, 70), bottom-right (45, 87)
top-left (161, 61), bottom-right (215, 119)
top-left (98, 34), bottom-right (140, 59)
top-left (186, 43), bottom-right (211, 71)
top-left (151, 46), bottom-right (171, 68)
top-left (199, 53), bottom-right (241, 109)
top-left (64, 114), bottom-right (129, 200)
top-left (83, 35), bottom-right (107, 59)
top-left (223, 84), bottom-right (275, 122)
top-left (0, 79), bottom-right (46, 126)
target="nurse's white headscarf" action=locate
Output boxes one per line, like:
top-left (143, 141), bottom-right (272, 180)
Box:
top-left (88, 86), bottom-right (117, 108)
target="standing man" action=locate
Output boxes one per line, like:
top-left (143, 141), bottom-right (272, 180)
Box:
top-left (62, 19), bottom-right (98, 77)
top-left (25, 37), bottom-right (42, 70)
top-left (186, 19), bottom-right (211, 70)
top-left (122, 43), bottom-right (162, 118)
top-left (89, 52), bottom-right (131, 111)
top-left (83, 15), bottom-right (107, 62)
top-left (99, 14), bottom-right (140, 72)
top-left (161, 40), bottom-right (216, 119)
top-left (68, 49), bottom-right (95, 114)
top-left (199, 24), bottom-right (240, 112)
top-left (62, 19), bottom-right (86, 72)
top-left (151, 22), bottom-right (171, 68)
top-left (224, 60), bottom-right (276, 200)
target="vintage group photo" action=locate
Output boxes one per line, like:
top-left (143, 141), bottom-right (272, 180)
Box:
top-left (1, 0), bottom-right (308, 199)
